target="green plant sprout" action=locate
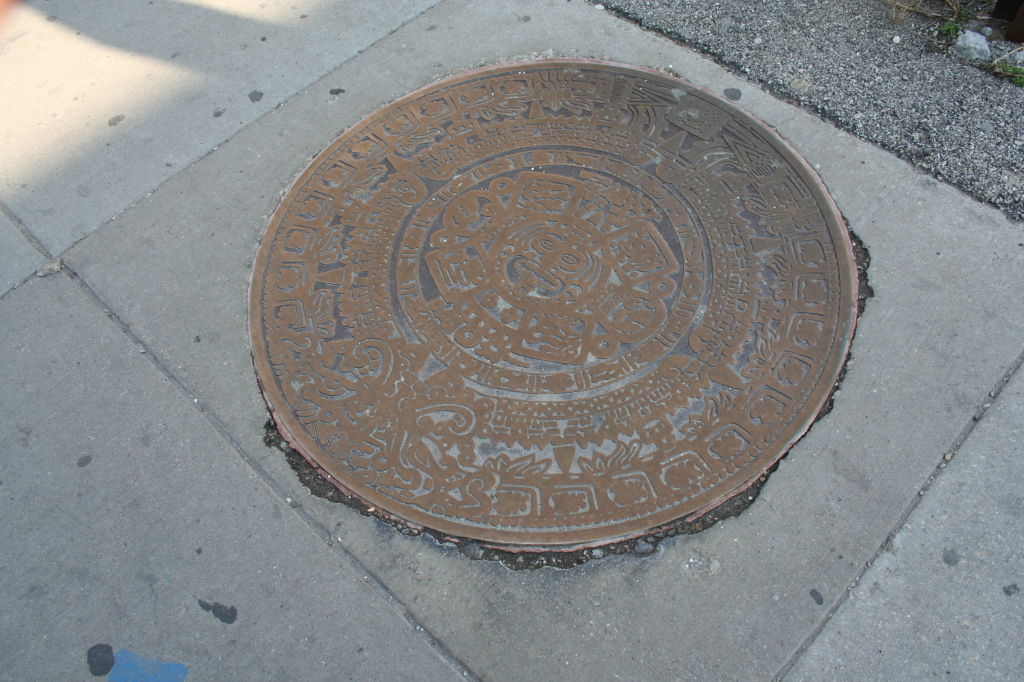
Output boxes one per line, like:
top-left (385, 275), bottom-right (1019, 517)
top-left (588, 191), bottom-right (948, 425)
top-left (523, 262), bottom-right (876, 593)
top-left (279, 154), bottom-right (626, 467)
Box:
top-left (939, 20), bottom-right (961, 38)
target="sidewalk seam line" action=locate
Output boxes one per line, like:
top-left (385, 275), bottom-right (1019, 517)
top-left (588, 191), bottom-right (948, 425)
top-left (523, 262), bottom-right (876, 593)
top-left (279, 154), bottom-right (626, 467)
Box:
top-left (0, 269), bottom-right (43, 302)
top-left (773, 343), bottom-right (1024, 682)
top-left (0, 199), bottom-right (53, 260)
top-left (61, 263), bottom-right (480, 682)
top-left (50, 1), bottom-right (443, 263)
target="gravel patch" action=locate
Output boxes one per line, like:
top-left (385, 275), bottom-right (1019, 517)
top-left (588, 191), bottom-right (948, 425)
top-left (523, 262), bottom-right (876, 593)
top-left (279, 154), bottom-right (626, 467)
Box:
top-left (597, 0), bottom-right (1024, 223)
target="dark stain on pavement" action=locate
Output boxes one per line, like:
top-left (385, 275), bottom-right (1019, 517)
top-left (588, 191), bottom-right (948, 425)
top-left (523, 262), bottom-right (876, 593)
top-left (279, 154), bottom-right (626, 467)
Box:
top-left (199, 599), bottom-right (237, 624)
top-left (830, 448), bottom-right (870, 492)
top-left (248, 90), bottom-right (263, 103)
top-left (724, 88), bottom-right (742, 101)
top-left (87, 643), bottom-right (115, 676)
top-left (77, 455), bottom-right (92, 468)
top-left (942, 548), bottom-right (960, 566)
top-left (330, 88), bottom-right (346, 95)
top-left (809, 588), bottom-right (824, 605)
top-left (108, 115), bottom-right (124, 127)
top-left (1003, 583), bottom-right (1019, 597)
top-left (22, 584), bottom-right (46, 600)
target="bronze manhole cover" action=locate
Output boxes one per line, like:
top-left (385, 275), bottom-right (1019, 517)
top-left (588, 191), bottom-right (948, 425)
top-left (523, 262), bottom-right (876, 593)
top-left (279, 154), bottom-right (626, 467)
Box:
top-left (250, 60), bottom-right (857, 549)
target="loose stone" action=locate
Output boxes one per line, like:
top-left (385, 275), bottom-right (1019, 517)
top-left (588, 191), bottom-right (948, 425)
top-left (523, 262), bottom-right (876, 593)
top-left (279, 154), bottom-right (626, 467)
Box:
top-left (950, 31), bottom-right (991, 61)
top-left (633, 539), bottom-right (655, 556)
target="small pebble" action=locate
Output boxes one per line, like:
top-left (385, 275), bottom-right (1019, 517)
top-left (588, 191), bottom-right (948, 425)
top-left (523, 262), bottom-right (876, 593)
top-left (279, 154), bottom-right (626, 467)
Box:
top-left (980, 27), bottom-right (993, 37)
top-left (633, 539), bottom-right (655, 556)
top-left (892, 35), bottom-right (901, 44)
top-left (790, 78), bottom-right (810, 93)
top-left (37, 259), bottom-right (62, 277)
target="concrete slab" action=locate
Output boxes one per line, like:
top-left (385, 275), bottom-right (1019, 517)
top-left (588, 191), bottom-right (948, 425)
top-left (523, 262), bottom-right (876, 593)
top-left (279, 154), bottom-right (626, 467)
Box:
top-left (786, 363), bottom-right (1024, 681)
top-left (0, 209), bottom-right (43, 298)
top-left (0, 274), bottom-right (465, 682)
top-left (60, 0), bottom-right (1024, 680)
top-left (0, 0), bottom-right (438, 256)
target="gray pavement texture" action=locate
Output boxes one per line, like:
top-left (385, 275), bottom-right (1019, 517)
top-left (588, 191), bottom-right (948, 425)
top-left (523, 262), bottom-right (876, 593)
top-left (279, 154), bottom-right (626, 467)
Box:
top-left (601, 0), bottom-right (1024, 223)
top-left (788, 363), bottom-right (1024, 681)
top-left (0, 274), bottom-right (464, 682)
top-left (1, 1), bottom-right (1023, 681)
top-left (0, 0), bottom-right (439, 259)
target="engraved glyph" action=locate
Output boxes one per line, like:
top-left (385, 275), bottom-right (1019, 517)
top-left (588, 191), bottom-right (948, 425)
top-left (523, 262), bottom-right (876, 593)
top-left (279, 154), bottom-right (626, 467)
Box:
top-left (250, 60), bottom-right (857, 547)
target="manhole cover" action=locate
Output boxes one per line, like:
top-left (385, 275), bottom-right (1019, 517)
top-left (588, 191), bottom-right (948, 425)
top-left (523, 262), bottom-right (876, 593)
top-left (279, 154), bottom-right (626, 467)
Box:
top-left (250, 60), bottom-right (857, 549)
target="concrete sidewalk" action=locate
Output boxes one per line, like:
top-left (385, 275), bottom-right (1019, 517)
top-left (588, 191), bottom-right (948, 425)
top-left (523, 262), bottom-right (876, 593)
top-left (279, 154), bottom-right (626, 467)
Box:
top-left (2, 1), bottom-right (1022, 680)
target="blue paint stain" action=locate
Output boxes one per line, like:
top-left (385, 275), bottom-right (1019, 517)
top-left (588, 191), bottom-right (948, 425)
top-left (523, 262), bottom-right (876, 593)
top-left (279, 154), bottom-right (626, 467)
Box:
top-left (109, 650), bottom-right (188, 682)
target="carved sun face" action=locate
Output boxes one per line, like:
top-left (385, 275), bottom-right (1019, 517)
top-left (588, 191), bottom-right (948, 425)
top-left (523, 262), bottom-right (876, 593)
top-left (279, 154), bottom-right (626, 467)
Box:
top-left (425, 171), bottom-right (681, 367)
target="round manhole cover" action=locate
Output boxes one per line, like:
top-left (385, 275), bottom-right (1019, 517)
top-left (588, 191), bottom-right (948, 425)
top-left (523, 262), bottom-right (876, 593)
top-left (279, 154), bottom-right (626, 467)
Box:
top-left (250, 60), bottom-right (857, 549)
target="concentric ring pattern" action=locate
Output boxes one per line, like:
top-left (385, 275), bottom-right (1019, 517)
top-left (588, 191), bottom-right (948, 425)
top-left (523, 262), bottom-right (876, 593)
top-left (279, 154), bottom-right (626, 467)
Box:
top-left (250, 60), bottom-right (857, 547)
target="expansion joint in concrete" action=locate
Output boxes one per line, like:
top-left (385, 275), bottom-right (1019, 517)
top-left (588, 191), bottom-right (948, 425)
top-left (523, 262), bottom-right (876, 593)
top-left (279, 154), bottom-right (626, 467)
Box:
top-left (773, 343), bottom-right (1024, 681)
top-left (60, 263), bottom-right (482, 682)
top-left (51, 3), bottom-right (441, 274)
top-left (0, 199), bottom-right (52, 261)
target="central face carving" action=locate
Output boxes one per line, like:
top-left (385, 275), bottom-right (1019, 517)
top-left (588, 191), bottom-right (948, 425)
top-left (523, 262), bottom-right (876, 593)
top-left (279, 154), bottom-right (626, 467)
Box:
top-left (425, 171), bottom-right (681, 367)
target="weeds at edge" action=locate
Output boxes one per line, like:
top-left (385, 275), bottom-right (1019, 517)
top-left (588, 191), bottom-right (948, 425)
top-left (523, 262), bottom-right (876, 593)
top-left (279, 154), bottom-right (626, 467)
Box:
top-left (990, 46), bottom-right (1024, 87)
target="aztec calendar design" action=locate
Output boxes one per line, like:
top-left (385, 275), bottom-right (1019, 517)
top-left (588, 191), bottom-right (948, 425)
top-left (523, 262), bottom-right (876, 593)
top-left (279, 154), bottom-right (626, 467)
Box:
top-left (249, 60), bottom-right (857, 548)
